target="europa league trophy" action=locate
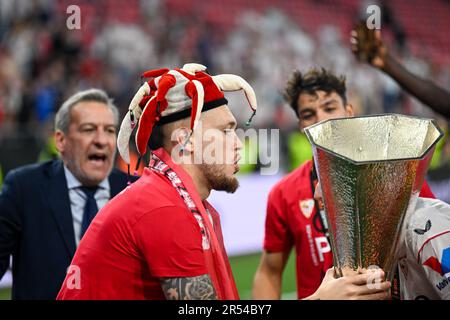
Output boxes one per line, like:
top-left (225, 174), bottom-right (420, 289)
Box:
top-left (304, 114), bottom-right (443, 281)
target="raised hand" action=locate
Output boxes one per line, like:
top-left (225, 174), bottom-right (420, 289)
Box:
top-left (350, 23), bottom-right (388, 70)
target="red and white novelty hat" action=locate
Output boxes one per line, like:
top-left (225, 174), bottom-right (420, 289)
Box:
top-left (117, 63), bottom-right (257, 165)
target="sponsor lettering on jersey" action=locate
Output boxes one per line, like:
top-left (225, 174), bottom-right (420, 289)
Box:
top-left (305, 224), bottom-right (319, 266)
top-left (436, 276), bottom-right (450, 291)
top-left (315, 236), bottom-right (331, 262)
top-left (422, 247), bottom-right (450, 292)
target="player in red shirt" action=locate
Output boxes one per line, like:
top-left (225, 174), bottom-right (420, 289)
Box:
top-left (57, 63), bottom-right (257, 300)
top-left (253, 68), bottom-right (435, 299)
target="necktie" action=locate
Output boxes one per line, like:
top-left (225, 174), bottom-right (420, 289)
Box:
top-left (79, 186), bottom-right (99, 239)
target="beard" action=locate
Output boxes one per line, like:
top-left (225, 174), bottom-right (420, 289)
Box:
top-left (201, 163), bottom-right (239, 193)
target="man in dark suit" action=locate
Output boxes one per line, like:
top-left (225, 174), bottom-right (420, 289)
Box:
top-left (0, 89), bottom-right (134, 299)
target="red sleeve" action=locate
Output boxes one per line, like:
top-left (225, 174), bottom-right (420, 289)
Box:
top-left (419, 180), bottom-right (435, 199)
top-left (263, 186), bottom-right (294, 252)
top-left (133, 205), bottom-right (207, 278)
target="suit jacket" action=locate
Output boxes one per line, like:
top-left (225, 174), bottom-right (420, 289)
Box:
top-left (0, 159), bottom-right (136, 299)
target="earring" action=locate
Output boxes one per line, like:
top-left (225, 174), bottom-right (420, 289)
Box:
top-left (180, 131), bottom-right (193, 153)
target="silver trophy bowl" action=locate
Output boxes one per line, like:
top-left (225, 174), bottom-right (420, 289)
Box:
top-left (304, 114), bottom-right (443, 280)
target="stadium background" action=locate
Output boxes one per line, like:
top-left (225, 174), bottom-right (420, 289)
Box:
top-left (0, 0), bottom-right (449, 299)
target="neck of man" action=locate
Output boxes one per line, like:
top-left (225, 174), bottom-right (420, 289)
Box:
top-left (62, 157), bottom-right (99, 187)
top-left (164, 144), bottom-right (211, 200)
top-left (179, 162), bottom-right (211, 201)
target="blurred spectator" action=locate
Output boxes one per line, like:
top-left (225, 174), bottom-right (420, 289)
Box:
top-left (0, 0), bottom-right (448, 179)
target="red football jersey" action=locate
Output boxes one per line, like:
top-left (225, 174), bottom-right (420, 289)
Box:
top-left (264, 160), bottom-right (333, 299)
top-left (57, 168), bottom-right (208, 299)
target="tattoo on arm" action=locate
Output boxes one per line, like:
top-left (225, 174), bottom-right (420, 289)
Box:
top-left (160, 274), bottom-right (217, 300)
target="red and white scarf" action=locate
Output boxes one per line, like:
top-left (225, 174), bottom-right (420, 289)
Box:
top-left (149, 148), bottom-right (239, 300)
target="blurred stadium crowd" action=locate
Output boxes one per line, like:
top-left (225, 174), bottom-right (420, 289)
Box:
top-left (0, 0), bottom-right (449, 200)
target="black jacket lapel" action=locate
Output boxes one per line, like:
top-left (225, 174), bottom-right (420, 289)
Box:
top-left (44, 160), bottom-right (76, 257)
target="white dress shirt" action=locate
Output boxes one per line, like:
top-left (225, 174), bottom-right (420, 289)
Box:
top-left (63, 166), bottom-right (110, 247)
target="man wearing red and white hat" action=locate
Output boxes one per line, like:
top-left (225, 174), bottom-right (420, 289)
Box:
top-left (56, 63), bottom-right (257, 300)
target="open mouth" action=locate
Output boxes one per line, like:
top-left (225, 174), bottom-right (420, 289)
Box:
top-left (88, 153), bottom-right (107, 164)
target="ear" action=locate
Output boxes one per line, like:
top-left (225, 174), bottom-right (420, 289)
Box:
top-left (54, 130), bottom-right (66, 154)
top-left (171, 127), bottom-right (194, 153)
top-left (345, 103), bottom-right (354, 117)
top-left (313, 182), bottom-right (323, 205)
